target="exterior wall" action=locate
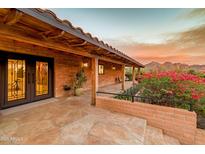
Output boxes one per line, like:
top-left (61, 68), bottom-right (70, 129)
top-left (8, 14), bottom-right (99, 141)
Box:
top-left (0, 38), bottom-right (123, 98)
top-left (195, 129), bottom-right (205, 144)
top-left (98, 60), bottom-right (122, 87)
top-left (54, 53), bottom-right (92, 97)
top-left (96, 96), bottom-right (197, 144)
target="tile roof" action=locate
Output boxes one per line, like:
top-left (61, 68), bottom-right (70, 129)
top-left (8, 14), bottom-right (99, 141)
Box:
top-left (17, 8), bottom-right (144, 67)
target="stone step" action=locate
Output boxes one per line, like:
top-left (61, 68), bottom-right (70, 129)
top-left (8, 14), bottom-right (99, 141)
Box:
top-left (86, 112), bottom-right (147, 144)
top-left (125, 116), bottom-right (147, 143)
top-left (144, 126), bottom-right (165, 145)
top-left (163, 134), bottom-right (180, 145)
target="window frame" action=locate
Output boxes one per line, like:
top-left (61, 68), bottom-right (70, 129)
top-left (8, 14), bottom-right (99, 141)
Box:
top-left (98, 64), bottom-right (104, 75)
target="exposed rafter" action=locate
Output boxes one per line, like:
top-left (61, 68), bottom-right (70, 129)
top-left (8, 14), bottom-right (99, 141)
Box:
top-left (0, 23), bottom-right (93, 58)
top-left (38, 30), bottom-right (65, 40)
top-left (38, 30), bottom-right (52, 40)
top-left (70, 41), bottom-right (87, 47)
top-left (47, 31), bottom-right (65, 39)
top-left (3, 9), bottom-right (23, 25)
top-left (16, 8), bottom-right (144, 67)
top-left (96, 47), bottom-right (101, 51)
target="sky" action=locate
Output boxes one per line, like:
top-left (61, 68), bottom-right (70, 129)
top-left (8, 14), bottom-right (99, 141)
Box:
top-left (51, 8), bottom-right (205, 65)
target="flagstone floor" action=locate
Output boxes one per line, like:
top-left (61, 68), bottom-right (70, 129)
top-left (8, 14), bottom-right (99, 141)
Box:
top-left (0, 92), bottom-right (147, 144)
top-left (0, 82), bottom-right (179, 145)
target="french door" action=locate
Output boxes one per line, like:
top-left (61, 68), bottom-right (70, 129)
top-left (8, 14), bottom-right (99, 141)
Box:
top-left (0, 52), bottom-right (53, 109)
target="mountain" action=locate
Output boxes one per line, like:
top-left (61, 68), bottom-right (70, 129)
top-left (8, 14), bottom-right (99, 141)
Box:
top-left (144, 61), bottom-right (205, 72)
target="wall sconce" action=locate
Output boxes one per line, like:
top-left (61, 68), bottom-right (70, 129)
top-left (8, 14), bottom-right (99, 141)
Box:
top-left (82, 57), bottom-right (89, 68)
top-left (112, 66), bottom-right (116, 70)
top-left (82, 62), bottom-right (89, 68)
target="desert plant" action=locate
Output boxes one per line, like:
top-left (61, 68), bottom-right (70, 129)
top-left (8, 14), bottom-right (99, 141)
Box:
top-left (139, 71), bottom-right (205, 112)
top-left (73, 69), bottom-right (87, 96)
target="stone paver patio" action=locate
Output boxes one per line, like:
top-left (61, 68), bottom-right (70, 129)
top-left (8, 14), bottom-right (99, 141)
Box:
top-left (0, 92), bottom-right (147, 144)
top-left (0, 83), bottom-right (180, 145)
top-left (99, 81), bottom-right (133, 94)
top-left (97, 81), bottom-right (133, 98)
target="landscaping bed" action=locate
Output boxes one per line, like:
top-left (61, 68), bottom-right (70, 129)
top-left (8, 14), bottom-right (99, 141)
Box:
top-left (115, 71), bottom-right (205, 129)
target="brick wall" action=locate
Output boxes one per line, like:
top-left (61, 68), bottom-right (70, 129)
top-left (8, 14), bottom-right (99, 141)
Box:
top-left (98, 60), bottom-right (122, 87)
top-left (96, 96), bottom-right (197, 144)
top-left (0, 38), bottom-right (123, 97)
top-left (54, 52), bottom-right (88, 97)
top-left (195, 129), bottom-right (205, 144)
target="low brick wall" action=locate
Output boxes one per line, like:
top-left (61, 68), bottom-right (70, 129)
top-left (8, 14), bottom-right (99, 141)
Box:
top-left (195, 129), bottom-right (205, 144)
top-left (96, 96), bottom-right (197, 144)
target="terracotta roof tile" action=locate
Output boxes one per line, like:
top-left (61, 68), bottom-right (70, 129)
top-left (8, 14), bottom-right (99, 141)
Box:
top-left (17, 8), bottom-right (144, 67)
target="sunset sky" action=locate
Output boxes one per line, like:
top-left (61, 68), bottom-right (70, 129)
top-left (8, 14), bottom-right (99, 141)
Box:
top-left (51, 8), bottom-right (205, 65)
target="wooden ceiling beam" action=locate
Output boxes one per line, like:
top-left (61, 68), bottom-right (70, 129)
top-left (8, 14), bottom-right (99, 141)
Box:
top-left (70, 40), bottom-right (87, 47)
top-left (99, 56), bottom-right (125, 65)
top-left (3, 9), bottom-right (23, 25)
top-left (47, 31), bottom-right (65, 39)
top-left (38, 30), bottom-right (65, 40)
top-left (38, 30), bottom-right (52, 40)
top-left (0, 22), bottom-right (131, 66)
top-left (96, 47), bottom-right (101, 51)
top-left (0, 23), bottom-right (93, 58)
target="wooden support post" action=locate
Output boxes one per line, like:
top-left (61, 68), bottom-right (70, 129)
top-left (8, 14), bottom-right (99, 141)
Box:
top-left (91, 57), bottom-right (98, 106)
top-left (132, 66), bottom-right (136, 85)
top-left (122, 64), bottom-right (125, 91)
top-left (137, 67), bottom-right (140, 82)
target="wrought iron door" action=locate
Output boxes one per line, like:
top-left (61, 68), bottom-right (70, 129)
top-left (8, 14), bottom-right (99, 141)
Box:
top-left (0, 51), bottom-right (53, 109)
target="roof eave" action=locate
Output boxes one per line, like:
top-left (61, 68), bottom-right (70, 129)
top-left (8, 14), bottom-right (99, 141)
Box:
top-left (16, 8), bottom-right (144, 67)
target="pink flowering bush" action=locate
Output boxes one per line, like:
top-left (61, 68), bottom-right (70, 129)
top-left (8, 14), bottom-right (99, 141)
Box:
top-left (139, 71), bottom-right (205, 116)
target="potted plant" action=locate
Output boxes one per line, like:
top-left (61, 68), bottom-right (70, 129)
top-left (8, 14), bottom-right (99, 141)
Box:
top-left (73, 69), bottom-right (87, 96)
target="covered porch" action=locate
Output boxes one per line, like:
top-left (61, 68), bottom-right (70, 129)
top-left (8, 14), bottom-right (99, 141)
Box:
top-left (99, 81), bottom-right (133, 94)
top-left (0, 8), bottom-right (143, 109)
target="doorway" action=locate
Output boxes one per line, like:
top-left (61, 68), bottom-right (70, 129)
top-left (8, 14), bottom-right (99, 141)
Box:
top-left (0, 51), bottom-right (54, 109)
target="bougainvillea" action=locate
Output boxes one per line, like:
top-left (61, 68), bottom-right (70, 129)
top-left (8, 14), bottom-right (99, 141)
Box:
top-left (143, 71), bottom-right (205, 84)
top-left (142, 71), bottom-right (205, 100)
top-left (139, 71), bottom-right (205, 116)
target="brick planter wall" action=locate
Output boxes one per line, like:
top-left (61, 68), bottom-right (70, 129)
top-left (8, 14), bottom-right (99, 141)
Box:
top-left (195, 129), bottom-right (205, 144)
top-left (96, 96), bottom-right (197, 144)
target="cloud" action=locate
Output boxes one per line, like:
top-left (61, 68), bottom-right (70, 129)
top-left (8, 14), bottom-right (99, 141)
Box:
top-left (135, 55), bottom-right (205, 65)
top-left (177, 8), bottom-right (205, 21)
top-left (106, 24), bottom-right (205, 65)
top-left (171, 24), bottom-right (205, 47)
top-left (183, 8), bottom-right (205, 19)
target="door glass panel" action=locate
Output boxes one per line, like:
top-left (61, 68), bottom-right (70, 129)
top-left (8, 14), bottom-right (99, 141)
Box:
top-left (8, 59), bottom-right (26, 101)
top-left (36, 61), bottom-right (48, 96)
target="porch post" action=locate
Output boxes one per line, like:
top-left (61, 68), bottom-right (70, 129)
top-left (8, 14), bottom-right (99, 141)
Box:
top-left (132, 66), bottom-right (136, 85)
top-left (137, 67), bottom-right (140, 82)
top-left (91, 57), bottom-right (98, 106)
top-left (122, 64), bottom-right (125, 91)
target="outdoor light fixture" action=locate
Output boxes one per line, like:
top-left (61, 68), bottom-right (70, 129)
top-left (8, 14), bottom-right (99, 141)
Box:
top-left (82, 57), bottom-right (89, 68)
top-left (82, 62), bottom-right (89, 68)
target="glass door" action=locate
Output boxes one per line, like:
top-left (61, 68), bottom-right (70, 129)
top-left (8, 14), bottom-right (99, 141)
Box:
top-left (36, 61), bottom-right (49, 96)
top-left (30, 59), bottom-right (53, 102)
top-left (4, 57), bottom-right (30, 108)
top-left (7, 59), bottom-right (26, 102)
top-left (0, 57), bottom-right (5, 108)
top-left (1, 51), bottom-right (53, 109)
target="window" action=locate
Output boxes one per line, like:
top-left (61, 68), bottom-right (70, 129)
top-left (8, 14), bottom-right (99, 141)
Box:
top-left (98, 64), bottom-right (104, 75)
top-left (36, 61), bottom-right (49, 96)
top-left (8, 59), bottom-right (26, 101)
